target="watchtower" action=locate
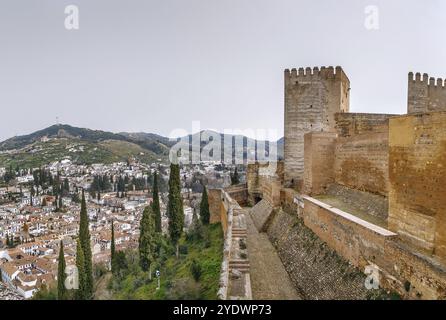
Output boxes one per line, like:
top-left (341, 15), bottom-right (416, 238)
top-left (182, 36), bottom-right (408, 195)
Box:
top-left (284, 66), bottom-right (350, 189)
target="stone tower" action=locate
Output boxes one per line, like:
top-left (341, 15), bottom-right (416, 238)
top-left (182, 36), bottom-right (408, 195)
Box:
top-left (407, 72), bottom-right (446, 114)
top-left (284, 66), bottom-right (350, 189)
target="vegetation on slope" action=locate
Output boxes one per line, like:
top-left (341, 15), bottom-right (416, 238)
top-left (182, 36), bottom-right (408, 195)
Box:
top-left (0, 138), bottom-right (167, 168)
top-left (110, 223), bottom-right (223, 300)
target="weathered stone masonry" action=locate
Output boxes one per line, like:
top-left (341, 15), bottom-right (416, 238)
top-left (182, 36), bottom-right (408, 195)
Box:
top-left (245, 67), bottom-right (446, 299)
top-left (284, 66), bottom-right (350, 189)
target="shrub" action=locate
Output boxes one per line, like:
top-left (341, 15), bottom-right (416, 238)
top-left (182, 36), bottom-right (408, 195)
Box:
top-left (94, 262), bottom-right (108, 279)
top-left (166, 278), bottom-right (201, 300)
top-left (179, 244), bottom-right (188, 255)
top-left (190, 259), bottom-right (202, 282)
top-left (239, 239), bottom-right (247, 250)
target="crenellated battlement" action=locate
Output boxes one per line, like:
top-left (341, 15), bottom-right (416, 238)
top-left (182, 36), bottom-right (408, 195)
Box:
top-left (409, 72), bottom-right (445, 89)
top-left (408, 72), bottom-right (446, 114)
top-left (285, 66), bottom-right (348, 82)
top-left (284, 65), bottom-right (350, 188)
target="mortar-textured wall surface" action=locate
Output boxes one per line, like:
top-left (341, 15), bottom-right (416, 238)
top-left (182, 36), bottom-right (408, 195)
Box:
top-left (259, 179), bottom-right (281, 206)
top-left (247, 163), bottom-right (261, 195)
top-left (325, 184), bottom-right (388, 222)
top-left (267, 209), bottom-right (374, 299)
top-left (303, 196), bottom-right (446, 299)
top-left (335, 112), bottom-right (393, 137)
top-left (334, 131), bottom-right (389, 196)
top-left (381, 240), bottom-right (446, 299)
top-left (225, 184), bottom-right (249, 206)
top-left (280, 188), bottom-right (299, 215)
top-left (408, 73), bottom-right (446, 114)
top-left (250, 199), bottom-right (274, 232)
top-left (208, 189), bottom-right (222, 224)
top-left (303, 132), bottom-right (337, 195)
top-left (388, 112), bottom-right (446, 261)
top-left (246, 162), bottom-right (283, 206)
top-left (284, 67), bottom-right (350, 189)
top-left (331, 113), bottom-right (392, 196)
top-left (303, 198), bottom-right (394, 269)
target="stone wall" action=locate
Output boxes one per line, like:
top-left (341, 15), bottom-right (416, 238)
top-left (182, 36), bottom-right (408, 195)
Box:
top-left (225, 184), bottom-right (248, 207)
top-left (302, 195), bottom-right (446, 299)
top-left (408, 72), bottom-right (446, 114)
top-left (246, 162), bottom-right (283, 206)
top-left (208, 188), bottom-right (223, 224)
top-left (217, 190), bottom-right (252, 300)
top-left (266, 208), bottom-right (376, 299)
top-left (303, 196), bottom-right (397, 269)
top-left (388, 112), bottom-right (446, 261)
top-left (301, 113), bottom-right (392, 198)
top-left (324, 184), bottom-right (388, 222)
top-left (250, 199), bottom-right (274, 232)
top-left (303, 132), bottom-right (337, 195)
top-left (280, 188), bottom-right (300, 216)
top-left (335, 112), bottom-right (392, 138)
top-left (284, 66), bottom-right (350, 189)
top-left (333, 113), bottom-right (392, 196)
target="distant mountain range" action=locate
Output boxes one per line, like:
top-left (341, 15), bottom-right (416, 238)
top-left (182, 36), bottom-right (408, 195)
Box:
top-left (0, 124), bottom-right (283, 168)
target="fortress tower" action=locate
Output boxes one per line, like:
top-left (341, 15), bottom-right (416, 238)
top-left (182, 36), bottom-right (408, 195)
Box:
top-left (284, 66), bottom-right (350, 189)
top-left (408, 72), bottom-right (446, 114)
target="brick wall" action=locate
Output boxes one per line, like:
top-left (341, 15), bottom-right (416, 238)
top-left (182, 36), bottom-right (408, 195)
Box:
top-left (284, 67), bottom-right (350, 189)
top-left (208, 189), bottom-right (222, 224)
top-left (303, 197), bottom-right (396, 269)
top-left (266, 208), bottom-right (375, 299)
top-left (303, 196), bottom-right (446, 299)
top-left (408, 72), bottom-right (446, 114)
top-left (333, 113), bottom-right (392, 196)
top-left (303, 132), bottom-right (337, 195)
top-left (388, 112), bottom-right (446, 261)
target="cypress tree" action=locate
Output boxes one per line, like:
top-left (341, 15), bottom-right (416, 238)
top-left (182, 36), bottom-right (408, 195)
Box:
top-left (152, 171), bottom-right (162, 233)
top-left (231, 167), bottom-right (240, 185)
top-left (139, 206), bottom-right (156, 277)
top-left (167, 164), bottom-right (184, 257)
top-left (75, 238), bottom-right (86, 300)
top-left (78, 190), bottom-right (93, 299)
top-left (111, 220), bottom-right (115, 274)
top-left (57, 240), bottom-right (67, 300)
top-left (200, 186), bottom-right (210, 225)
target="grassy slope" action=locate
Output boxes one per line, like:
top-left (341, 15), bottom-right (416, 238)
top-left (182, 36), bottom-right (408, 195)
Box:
top-left (113, 223), bottom-right (223, 300)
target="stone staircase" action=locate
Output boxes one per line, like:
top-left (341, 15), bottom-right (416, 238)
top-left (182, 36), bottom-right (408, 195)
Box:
top-left (232, 227), bottom-right (248, 239)
top-left (229, 259), bottom-right (250, 273)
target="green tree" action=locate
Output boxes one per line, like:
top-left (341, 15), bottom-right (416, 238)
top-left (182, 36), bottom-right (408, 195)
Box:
top-left (78, 190), bottom-right (93, 299)
top-left (75, 238), bottom-right (86, 300)
top-left (187, 209), bottom-right (204, 242)
top-left (167, 164), bottom-right (184, 257)
top-left (139, 206), bottom-right (156, 278)
top-left (230, 167), bottom-right (240, 185)
top-left (111, 220), bottom-right (116, 275)
top-left (57, 240), bottom-right (67, 300)
top-left (152, 171), bottom-right (162, 233)
top-left (200, 187), bottom-right (210, 225)
top-left (63, 178), bottom-right (69, 196)
top-left (190, 259), bottom-right (202, 282)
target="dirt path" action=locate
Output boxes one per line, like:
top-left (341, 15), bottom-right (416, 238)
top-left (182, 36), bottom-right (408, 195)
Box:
top-left (245, 211), bottom-right (301, 300)
top-left (94, 272), bottom-right (113, 300)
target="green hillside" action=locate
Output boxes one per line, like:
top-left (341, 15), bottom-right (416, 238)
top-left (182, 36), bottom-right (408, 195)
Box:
top-left (0, 138), bottom-right (167, 168)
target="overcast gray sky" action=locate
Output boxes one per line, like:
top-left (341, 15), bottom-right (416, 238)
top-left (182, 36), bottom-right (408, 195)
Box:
top-left (0, 0), bottom-right (445, 141)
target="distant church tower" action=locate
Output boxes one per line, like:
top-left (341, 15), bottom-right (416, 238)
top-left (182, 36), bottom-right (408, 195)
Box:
top-left (283, 66), bottom-right (350, 189)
